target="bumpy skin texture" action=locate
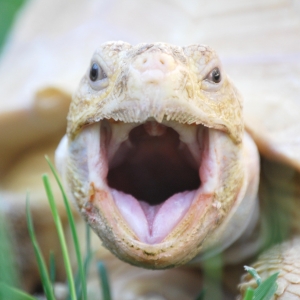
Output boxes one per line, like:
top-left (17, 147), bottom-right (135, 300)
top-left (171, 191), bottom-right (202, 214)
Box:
top-left (58, 41), bottom-right (260, 269)
top-left (67, 42), bottom-right (243, 141)
top-left (239, 238), bottom-right (300, 299)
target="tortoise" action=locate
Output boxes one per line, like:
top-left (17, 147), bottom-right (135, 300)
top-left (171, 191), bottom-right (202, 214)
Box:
top-left (1, 1), bottom-right (300, 299)
top-left (55, 41), bottom-right (300, 299)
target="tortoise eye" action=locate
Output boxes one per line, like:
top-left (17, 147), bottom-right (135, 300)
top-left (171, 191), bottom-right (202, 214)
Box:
top-left (89, 63), bottom-right (107, 82)
top-left (206, 67), bottom-right (221, 83)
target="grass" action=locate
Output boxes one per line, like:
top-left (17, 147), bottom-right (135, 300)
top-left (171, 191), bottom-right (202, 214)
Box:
top-left (45, 157), bottom-right (87, 300)
top-left (42, 174), bottom-right (77, 299)
top-left (26, 193), bottom-right (56, 300)
top-left (0, 0), bottom-right (27, 52)
top-left (97, 262), bottom-right (112, 300)
top-left (0, 158), bottom-right (278, 300)
top-left (195, 264), bottom-right (278, 300)
top-left (243, 266), bottom-right (278, 300)
top-left (0, 158), bottom-right (112, 300)
top-left (0, 212), bottom-right (19, 288)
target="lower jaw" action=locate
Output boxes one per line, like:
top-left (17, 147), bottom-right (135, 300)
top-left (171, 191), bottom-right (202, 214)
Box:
top-left (84, 183), bottom-right (217, 268)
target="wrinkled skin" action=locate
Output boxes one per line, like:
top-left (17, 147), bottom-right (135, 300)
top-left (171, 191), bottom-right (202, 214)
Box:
top-left (56, 42), bottom-right (260, 269)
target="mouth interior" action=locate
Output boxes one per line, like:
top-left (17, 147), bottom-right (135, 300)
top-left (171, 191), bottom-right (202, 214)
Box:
top-left (107, 123), bottom-right (201, 205)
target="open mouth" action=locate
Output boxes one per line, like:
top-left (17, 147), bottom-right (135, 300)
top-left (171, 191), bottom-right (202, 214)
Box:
top-left (89, 119), bottom-right (215, 244)
top-left (107, 122), bottom-right (201, 205)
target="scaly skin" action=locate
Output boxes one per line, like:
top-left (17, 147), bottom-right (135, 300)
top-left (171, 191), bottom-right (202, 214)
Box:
top-left (239, 238), bottom-right (300, 299)
top-left (56, 42), bottom-right (260, 269)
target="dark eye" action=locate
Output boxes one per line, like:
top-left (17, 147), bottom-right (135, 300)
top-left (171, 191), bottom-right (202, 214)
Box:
top-left (89, 63), bottom-right (107, 82)
top-left (206, 67), bottom-right (221, 83)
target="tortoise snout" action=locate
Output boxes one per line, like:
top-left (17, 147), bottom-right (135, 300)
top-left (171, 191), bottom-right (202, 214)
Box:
top-left (133, 52), bottom-right (176, 83)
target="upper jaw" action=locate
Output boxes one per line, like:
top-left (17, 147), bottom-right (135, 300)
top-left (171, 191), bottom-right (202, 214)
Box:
top-left (67, 44), bottom-right (243, 143)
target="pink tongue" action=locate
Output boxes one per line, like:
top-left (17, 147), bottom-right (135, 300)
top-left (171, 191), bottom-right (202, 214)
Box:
top-left (111, 189), bottom-right (196, 244)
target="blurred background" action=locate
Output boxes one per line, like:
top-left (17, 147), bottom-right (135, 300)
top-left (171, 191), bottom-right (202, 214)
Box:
top-left (0, 0), bottom-right (26, 51)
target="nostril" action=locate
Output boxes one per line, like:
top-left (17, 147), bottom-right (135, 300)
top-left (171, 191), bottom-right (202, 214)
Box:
top-left (135, 53), bottom-right (175, 74)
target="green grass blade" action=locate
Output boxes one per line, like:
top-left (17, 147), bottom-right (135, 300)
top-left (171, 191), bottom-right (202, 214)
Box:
top-left (26, 195), bottom-right (55, 300)
top-left (45, 156), bottom-right (87, 300)
top-left (243, 287), bottom-right (254, 300)
top-left (0, 212), bottom-right (19, 288)
top-left (244, 266), bottom-right (262, 286)
top-left (86, 224), bottom-right (91, 261)
top-left (97, 262), bottom-right (112, 300)
top-left (72, 246), bottom-right (93, 300)
top-left (0, 0), bottom-right (27, 52)
top-left (72, 225), bottom-right (94, 300)
top-left (42, 174), bottom-right (77, 300)
top-left (49, 251), bottom-right (56, 286)
top-left (202, 254), bottom-right (223, 299)
top-left (195, 289), bottom-right (206, 300)
top-left (74, 272), bottom-right (83, 300)
top-left (0, 282), bottom-right (37, 300)
top-left (84, 225), bottom-right (94, 276)
top-left (253, 272), bottom-right (279, 300)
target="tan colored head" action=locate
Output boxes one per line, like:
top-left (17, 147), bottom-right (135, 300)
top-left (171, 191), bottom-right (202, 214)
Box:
top-left (56, 42), bottom-right (259, 268)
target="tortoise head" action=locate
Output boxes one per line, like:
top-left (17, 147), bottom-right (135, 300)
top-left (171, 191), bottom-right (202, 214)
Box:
top-left (56, 42), bottom-right (259, 268)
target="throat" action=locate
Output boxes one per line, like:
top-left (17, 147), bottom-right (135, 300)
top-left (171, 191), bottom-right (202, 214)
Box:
top-left (107, 124), bottom-right (201, 205)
